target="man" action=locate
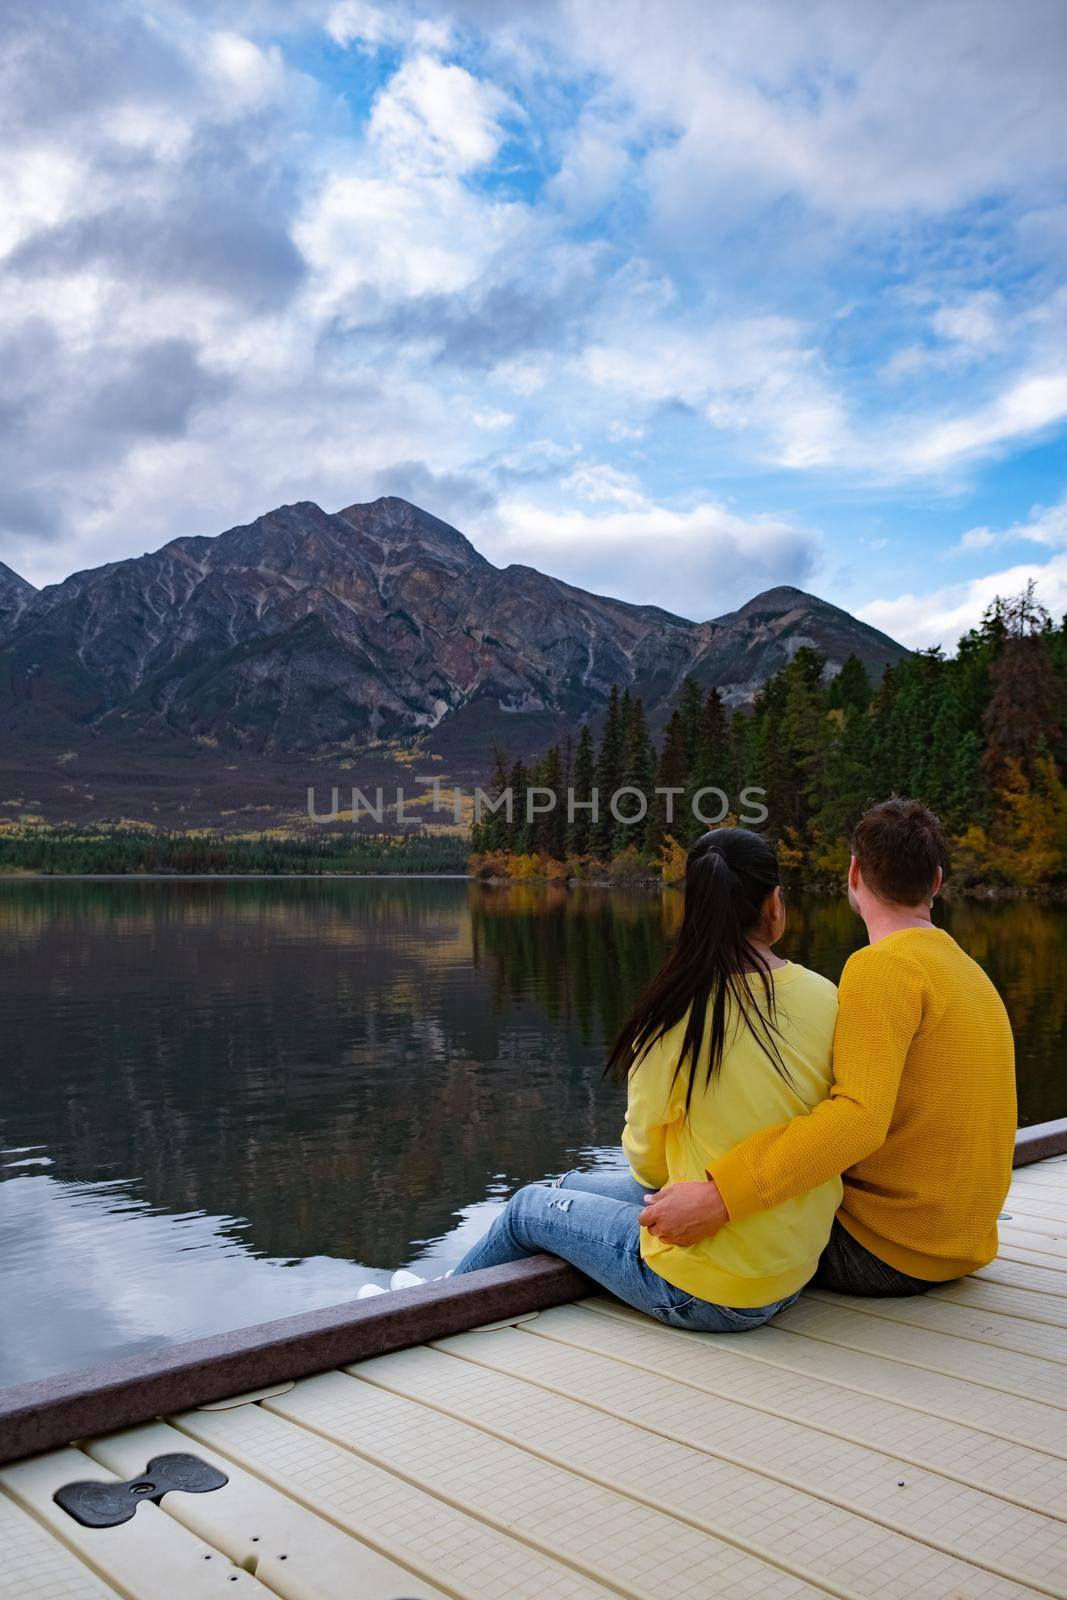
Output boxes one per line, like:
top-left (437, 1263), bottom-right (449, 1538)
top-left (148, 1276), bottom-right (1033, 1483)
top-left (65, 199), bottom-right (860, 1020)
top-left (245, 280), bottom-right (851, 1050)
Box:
top-left (639, 798), bottom-right (1017, 1295)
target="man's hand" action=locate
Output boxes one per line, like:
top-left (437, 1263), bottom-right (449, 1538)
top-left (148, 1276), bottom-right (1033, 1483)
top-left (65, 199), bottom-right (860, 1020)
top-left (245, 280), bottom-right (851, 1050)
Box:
top-left (639, 1179), bottom-right (730, 1246)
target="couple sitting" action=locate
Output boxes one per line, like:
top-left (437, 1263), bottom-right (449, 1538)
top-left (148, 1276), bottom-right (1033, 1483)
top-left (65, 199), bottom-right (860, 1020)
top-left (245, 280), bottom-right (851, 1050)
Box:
top-left (454, 798), bottom-right (1017, 1331)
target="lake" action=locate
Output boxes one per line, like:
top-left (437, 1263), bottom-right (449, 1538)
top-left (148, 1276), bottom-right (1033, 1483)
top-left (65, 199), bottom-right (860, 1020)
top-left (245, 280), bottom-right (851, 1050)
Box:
top-left (1, 878), bottom-right (1064, 1384)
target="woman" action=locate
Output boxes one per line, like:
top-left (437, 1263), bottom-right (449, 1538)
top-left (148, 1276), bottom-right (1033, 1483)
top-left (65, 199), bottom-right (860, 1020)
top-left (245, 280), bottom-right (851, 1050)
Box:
top-left (452, 827), bottom-right (842, 1331)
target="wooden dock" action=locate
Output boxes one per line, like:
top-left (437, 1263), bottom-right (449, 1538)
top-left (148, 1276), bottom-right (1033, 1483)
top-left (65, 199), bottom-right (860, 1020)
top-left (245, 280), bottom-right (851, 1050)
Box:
top-left (1, 1140), bottom-right (1066, 1598)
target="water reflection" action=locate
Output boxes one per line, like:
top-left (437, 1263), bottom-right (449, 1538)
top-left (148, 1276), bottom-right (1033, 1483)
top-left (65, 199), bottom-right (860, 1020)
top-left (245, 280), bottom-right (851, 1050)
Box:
top-left (1, 879), bottom-right (1063, 1382)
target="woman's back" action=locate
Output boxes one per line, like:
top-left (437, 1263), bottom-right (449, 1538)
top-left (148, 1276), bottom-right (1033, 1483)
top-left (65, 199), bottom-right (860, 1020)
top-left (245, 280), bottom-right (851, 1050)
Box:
top-left (623, 962), bottom-right (841, 1307)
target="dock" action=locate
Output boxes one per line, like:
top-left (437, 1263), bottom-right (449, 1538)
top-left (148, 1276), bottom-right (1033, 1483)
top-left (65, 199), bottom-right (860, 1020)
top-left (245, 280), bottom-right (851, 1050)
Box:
top-left (1, 1126), bottom-right (1066, 1599)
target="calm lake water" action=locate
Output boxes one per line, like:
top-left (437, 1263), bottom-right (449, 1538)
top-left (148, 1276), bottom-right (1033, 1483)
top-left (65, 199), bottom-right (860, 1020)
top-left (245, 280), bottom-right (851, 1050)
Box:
top-left (1, 878), bottom-right (1064, 1384)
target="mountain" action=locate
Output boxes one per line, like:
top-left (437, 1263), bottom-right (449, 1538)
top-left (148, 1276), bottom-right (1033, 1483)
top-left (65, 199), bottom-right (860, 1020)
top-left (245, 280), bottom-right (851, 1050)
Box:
top-left (0, 558), bottom-right (34, 634)
top-left (0, 497), bottom-right (907, 761)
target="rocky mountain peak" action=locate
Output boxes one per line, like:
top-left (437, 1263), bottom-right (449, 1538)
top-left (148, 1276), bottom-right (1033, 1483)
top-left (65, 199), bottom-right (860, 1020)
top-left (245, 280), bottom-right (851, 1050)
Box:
top-left (0, 495), bottom-right (909, 760)
top-left (729, 585), bottom-right (815, 617)
top-left (335, 496), bottom-right (490, 573)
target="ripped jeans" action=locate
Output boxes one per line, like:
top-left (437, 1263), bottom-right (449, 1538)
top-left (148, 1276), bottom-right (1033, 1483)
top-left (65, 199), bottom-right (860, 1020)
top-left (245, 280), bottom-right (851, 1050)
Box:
top-left (452, 1167), bottom-right (800, 1333)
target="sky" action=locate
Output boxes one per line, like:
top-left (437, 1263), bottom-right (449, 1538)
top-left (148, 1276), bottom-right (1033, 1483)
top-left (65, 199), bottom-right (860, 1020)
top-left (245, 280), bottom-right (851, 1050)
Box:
top-left (2, 0), bottom-right (1067, 648)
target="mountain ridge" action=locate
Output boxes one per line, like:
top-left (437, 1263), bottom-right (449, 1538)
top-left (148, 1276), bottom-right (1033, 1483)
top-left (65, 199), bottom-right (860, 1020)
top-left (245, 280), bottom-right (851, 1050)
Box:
top-left (0, 496), bottom-right (907, 760)
top-left (0, 557), bottom-right (35, 634)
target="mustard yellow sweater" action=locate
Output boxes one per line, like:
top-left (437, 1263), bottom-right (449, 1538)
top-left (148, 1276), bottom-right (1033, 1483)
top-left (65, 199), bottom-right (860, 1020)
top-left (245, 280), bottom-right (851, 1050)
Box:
top-left (624, 963), bottom-right (842, 1307)
top-left (711, 928), bottom-right (1017, 1281)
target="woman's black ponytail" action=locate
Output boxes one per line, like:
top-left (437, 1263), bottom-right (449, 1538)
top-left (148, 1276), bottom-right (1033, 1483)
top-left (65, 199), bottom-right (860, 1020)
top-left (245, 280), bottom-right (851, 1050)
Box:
top-left (605, 827), bottom-right (788, 1110)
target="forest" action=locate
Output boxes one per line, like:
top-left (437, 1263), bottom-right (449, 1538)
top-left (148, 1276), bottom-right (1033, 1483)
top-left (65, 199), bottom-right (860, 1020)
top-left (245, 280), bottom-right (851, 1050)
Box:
top-left (469, 585), bottom-right (1067, 893)
top-left (0, 827), bottom-right (468, 876)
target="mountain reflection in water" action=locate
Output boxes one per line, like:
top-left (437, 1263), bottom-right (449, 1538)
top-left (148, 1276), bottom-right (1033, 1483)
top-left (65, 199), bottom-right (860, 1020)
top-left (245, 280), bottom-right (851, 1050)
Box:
top-left (1, 879), bottom-right (1063, 1382)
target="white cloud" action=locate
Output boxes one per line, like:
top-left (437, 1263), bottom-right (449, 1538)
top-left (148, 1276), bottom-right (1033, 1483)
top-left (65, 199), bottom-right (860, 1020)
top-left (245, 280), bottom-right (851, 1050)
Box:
top-left (492, 437), bottom-right (580, 474)
top-left (931, 291), bottom-right (1004, 351)
top-left (546, 109), bottom-right (634, 215)
top-left (292, 54), bottom-right (530, 326)
top-left (1006, 490), bottom-right (1067, 549)
top-left (3, 0), bottom-right (1067, 603)
top-left (476, 495), bottom-right (820, 618)
top-left (578, 316), bottom-right (848, 469)
top-left (203, 33), bottom-right (286, 111)
top-left (326, 1), bottom-right (412, 48)
top-left (295, 168), bottom-right (521, 311)
top-left (98, 104), bottom-right (192, 162)
top-left (327, 2), bottom-right (453, 54)
top-left (950, 526), bottom-right (998, 554)
top-left (544, 0), bottom-right (1067, 223)
top-left (368, 54), bottom-right (513, 176)
top-left (0, 149), bottom-right (92, 260)
top-left (859, 554), bottom-right (1067, 648)
top-left (882, 292), bottom-right (1008, 383)
top-left (562, 462), bottom-right (646, 508)
top-left (893, 373), bottom-right (1067, 474)
top-left (881, 344), bottom-right (929, 383)
top-left (487, 354), bottom-right (552, 394)
top-left (944, 489), bottom-right (1067, 561)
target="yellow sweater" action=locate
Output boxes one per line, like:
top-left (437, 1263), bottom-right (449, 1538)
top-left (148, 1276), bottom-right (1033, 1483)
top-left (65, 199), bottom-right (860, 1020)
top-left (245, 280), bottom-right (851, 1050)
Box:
top-left (710, 928), bottom-right (1017, 1281)
top-left (623, 963), bottom-right (841, 1307)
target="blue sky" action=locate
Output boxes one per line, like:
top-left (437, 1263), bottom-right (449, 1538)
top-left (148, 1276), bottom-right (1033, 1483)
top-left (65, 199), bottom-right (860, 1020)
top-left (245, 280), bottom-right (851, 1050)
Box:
top-left (2, 0), bottom-right (1067, 647)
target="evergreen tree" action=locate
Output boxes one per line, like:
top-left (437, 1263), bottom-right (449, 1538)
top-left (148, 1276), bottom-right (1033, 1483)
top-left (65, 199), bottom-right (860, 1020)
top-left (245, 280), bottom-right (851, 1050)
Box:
top-left (566, 722), bottom-right (596, 856)
top-left (506, 758), bottom-right (530, 851)
top-left (593, 687), bottom-right (626, 856)
top-left (756, 649), bottom-right (830, 840)
top-left (828, 655), bottom-right (872, 714)
top-left (480, 587), bottom-right (1067, 891)
top-left (617, 697), bottom-right (656, 851)
top-left (728, 709), bottom-right (754, 800)
top-left (983, 585), bottom-right (1066, 781)
top-left (619, 687), bottom-right (633, 740)
top-left (534, 744), bottom-right (568, 858)
top-left (648, 709), bottom-right (689, 853)
top-left (678, 676), bottom-right (704, 772)
top-left (472, 746), bottom-right (512, 852)
top-left (693, 687), bottom-right (728, 820)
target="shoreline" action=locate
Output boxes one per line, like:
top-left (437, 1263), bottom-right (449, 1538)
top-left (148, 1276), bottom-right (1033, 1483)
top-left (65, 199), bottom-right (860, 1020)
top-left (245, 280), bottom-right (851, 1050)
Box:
top-left (0, 871), bottom-right (474, 882)
top-left (1, 869), bottom-right (1065, 902)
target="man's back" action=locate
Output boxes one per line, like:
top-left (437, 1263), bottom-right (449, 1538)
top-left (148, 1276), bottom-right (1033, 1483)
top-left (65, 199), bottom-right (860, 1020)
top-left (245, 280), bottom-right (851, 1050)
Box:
top-left (834, 926), bottom-right (1017, 1278)
top-left (710, 924), bottom-right (1016, 1281)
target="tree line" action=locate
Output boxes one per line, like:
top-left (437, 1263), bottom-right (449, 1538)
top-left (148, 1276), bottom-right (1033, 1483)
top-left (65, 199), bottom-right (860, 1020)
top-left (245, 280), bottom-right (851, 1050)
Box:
top-left (470, 584), bottom-right (1067, 891)
top-left (0, 828), bottom-right (469, 876)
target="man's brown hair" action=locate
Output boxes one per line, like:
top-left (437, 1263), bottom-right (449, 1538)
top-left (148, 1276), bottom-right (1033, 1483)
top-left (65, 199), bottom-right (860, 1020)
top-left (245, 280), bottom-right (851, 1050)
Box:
top-left (851, 797), bottom-right (948, 905)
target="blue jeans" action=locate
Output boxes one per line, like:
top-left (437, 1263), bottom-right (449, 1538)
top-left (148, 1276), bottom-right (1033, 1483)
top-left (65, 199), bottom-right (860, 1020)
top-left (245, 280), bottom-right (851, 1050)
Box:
top-left (453, 1167), bottom-right (800, 1333)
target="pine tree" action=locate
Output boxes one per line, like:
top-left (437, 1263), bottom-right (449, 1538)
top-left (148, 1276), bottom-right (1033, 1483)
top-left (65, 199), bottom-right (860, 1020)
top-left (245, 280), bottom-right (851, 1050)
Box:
top-left (728, 709), bottom-right (753, 800)
top-left (535, 744), bottom-right (568, 859)
top-left (472, 746), bottom-right (512, 851)
top-left (828, 655), bottom-right (872, 714)
top-left (506, 758), bottom-right (530, 852)
top-left (566, 723), bottom-right (596, 856)
top-left (593, 687), bottom-right (626, 857)
top-left (477, 586), bottom-right (1067, 890)
top-left (755, 649), bottom-right (830, 841)
top-left (678, 676), bottom-right (704, 772)
top-left (617, 697), bottom-right (656, 851)
top-left (648, 709), bottom-right (689, 853)
top-left (983, 585), bottom-right (1066, 782)
top-left (693, 687), bottom-right (728, 821)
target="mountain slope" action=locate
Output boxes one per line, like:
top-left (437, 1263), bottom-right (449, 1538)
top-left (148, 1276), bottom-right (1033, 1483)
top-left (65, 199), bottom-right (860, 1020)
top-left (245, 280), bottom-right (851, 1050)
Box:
top-left (0, 496), bottom-right (907, 756)
top-left (692, 586), bottom-right (905, 703)
top-left (0, 559), bottom-right (34, 634)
